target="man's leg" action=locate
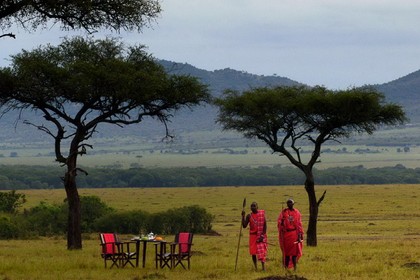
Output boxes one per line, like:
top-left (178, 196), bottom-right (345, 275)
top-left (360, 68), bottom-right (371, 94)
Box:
top-left (252, 255), bottom-right (257, 270)
top-left (292, 256), bottom-right (297, 271)
top-left (284, 256), bottom-right (290, 268)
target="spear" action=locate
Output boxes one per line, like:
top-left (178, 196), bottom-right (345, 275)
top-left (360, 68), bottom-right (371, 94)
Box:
top-left (234, 197), bottom-right (246, 271)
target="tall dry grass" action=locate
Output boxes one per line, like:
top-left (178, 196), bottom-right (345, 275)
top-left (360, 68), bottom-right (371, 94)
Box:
top-left (1, 185), bottom-right (419, 279)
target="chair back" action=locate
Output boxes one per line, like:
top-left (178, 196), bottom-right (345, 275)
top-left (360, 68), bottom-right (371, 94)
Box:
top-left (176, 232), bottom-right (193, 254)
top-left (100, 233), bottom-right (117, 254)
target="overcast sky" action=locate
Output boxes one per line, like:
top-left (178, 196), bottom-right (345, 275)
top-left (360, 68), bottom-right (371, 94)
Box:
top-left (2, 0), bottom-right (420, 89)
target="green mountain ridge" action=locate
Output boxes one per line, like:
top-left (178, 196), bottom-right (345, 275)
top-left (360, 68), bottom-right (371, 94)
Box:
top-left (375, 69), bottom-right (420, 123)
top-left (0, 60), bottom-right (419, 148)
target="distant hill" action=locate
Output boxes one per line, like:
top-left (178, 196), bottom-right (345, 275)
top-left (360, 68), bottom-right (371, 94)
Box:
top-left (159, 60), bottom-right (420, 124)
top-left (154, 60), bottom-right (304, 137)
top-left (0, 60), bottom-right (419, 148)
top-left (159, 60), bottom-right (303, 96)
top-left (158, 61), bottom-right (420, 139)
top-left (375, 69), bottom-right (420, 123)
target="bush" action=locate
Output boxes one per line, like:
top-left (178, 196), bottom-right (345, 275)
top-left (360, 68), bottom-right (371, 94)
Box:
top-left (0, 194), bottom-right (214, 239)
top-left (95, 205), bottom-right (214, 235)
top-left (23, 202), bottom-right (67, 236)
top-left (94, 210), bottom-right (149, 234)
top-left (0, 190), bottom-right (26, 213)
top-left (80, 195), bottom-right (114, 232)
top-left (0, 216), bottom-right (20, 238)
top-left (183, 205), bottom-right (214, 233)
top-left (0, 195), bottom-right (117, 239)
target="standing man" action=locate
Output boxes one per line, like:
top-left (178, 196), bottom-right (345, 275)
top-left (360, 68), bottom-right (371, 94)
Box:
top-left (277, 198), bottom-right (303, 271)
top-left (242, 201), bottom-right (268, 271)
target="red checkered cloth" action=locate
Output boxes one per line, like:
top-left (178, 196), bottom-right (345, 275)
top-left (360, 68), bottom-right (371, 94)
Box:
top-left (256, 210), bottom-right (267, 262)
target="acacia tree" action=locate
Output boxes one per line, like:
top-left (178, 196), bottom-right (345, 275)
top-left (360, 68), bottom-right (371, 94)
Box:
top-left (214, 86), bottom-right (406, 246)
top-left (0, 37), bottom-right (209, 249)
top-left (0, 0), bottom-right (161, 39)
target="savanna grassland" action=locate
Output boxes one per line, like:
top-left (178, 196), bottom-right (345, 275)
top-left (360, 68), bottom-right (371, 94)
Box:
top-left (0, 185), bottom-right (419, 280)
top-left (2, 143), bottom-right (420, 170)
top-left (1, 125), bottom-right (420, 170)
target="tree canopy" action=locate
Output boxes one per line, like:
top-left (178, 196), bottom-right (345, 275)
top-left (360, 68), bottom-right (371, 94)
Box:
top-left (0, 36), bottom-right (209, 249)
top-left (214, 85), bottom-right (406, 246)
top-left (0, 0), bottom-right (161, 38)
top-left (0, 36), bottom-right (210, 136)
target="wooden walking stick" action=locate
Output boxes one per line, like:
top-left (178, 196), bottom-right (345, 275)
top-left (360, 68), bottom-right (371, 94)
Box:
top-left (234, 197), bottom-right (246, 271)
top-left (280, 202), bottom-right (285, 268)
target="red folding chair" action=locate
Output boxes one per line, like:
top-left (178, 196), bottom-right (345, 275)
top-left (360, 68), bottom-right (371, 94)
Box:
top-left (100, 233), bottom-right (138, 268)
top-left (171, 232), bottom-right (194, 270)
top-left (99, 233), bottom-right (124, 268)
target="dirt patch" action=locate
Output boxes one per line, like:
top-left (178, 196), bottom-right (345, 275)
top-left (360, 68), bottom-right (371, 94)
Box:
top-left (141, 272), bottom-right (167, 279)
top-left (402, 262), bottom-right (420, 269)
top-left (256, 275), bottom-right (308, 280)
top-left (202, 230), bottom-right (222, 236)
top-left (192, 250), bottom-right (207, 256)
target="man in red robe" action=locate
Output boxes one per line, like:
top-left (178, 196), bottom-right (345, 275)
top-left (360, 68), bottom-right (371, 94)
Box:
top-left (242, 201), bottom-right (267, 271)
top-left (277, 198), bottom-right (303, 271)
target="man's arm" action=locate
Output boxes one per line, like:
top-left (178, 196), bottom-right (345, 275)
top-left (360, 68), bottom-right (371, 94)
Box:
top-left (257, 216), bottom-right (267, 243)
top-left (242, 212), bottom-right (250, 228)
top-left (296, 210), bottom-right (304, 241)
top-left (263, 217), bottom-right (267, 234)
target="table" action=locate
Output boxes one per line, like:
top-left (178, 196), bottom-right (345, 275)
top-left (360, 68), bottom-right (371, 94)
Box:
top-left (131, 238), bottom-right (166, 268)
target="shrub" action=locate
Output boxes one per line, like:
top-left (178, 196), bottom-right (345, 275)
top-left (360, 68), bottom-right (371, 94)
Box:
top-left (183, 205), bottom-right (214, 233)
top-left (94, 210), bottom-right (149, 234)
top-left (0, 216), bottom-right (20, 238)
top-left (0, 190), bottom-right (26, 213)
top-left (80, 195), bottom-right (114, 232)
top-left (95, 205), bottom-right (214, 235)
top-left (23, 202), bottom-right (66, 236)
top-left (0, 195), bottom-right (214, 239)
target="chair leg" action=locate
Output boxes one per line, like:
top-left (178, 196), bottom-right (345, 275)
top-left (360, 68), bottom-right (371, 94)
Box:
top-left (123, 255), bottom-right (135, 268)
top-left (160, 254), bottom-right (171, 269)
top-left (171, 255), bottom-right (176, 269)
top-left (111, 256), bottom-right (120, 268)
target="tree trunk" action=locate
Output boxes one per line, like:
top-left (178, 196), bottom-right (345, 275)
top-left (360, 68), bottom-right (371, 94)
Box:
top-left (64, 155), bottom-right (82, 250)
top-left (304, 171), bottom-right (318, 246)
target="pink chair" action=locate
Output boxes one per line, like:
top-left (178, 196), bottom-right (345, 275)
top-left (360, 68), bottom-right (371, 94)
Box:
top-left (100, 233), bottom-right (138, 268)
top-left (156, 232), bottom-right (194, 269)
top-left (171, 232), bottom-right (194, 269)
top-left (99, 233), bottom-right (124, 268)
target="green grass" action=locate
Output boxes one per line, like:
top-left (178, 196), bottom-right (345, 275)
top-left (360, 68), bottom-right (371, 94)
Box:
top-left (2, 144), bottom-right (420, 170)
top-left (2, 123), bottom-right (420, 170)
top-left (1, 185), bottom-right (419, 279)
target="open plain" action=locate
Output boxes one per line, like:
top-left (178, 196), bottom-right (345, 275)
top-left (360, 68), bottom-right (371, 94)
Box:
top-left (0, 185), bottom-right (419, 280)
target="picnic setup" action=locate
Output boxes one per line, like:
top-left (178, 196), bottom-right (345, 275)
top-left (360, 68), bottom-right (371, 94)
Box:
top-left (99, 232), bottom-right (194, 270)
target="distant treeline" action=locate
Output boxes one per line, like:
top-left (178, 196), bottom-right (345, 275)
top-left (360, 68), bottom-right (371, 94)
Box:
top-left (0, 164), bottom-right (419, 189)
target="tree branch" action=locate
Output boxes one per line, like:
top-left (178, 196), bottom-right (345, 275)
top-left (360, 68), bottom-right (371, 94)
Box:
top-left (0, 33), bottom-right (16, 39)
top-left (317, 190), bottom-right (327, 207)
top-left (70, 167), bottom-right (89, 176)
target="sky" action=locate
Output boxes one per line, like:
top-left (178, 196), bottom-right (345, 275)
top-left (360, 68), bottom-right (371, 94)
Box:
top-left (2, 0), bottom-right (420, 89)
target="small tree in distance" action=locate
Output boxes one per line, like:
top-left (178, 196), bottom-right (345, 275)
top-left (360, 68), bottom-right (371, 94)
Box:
top-left (0, 37), bottom-right (209, 249)
top-left (214, 85), bottom-right (406, 246)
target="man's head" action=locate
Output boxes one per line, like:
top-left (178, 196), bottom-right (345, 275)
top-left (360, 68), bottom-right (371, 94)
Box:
top-left (250, 201), bottom-right (258, 213)
top-left (287, 198), bottom-right (294, 209)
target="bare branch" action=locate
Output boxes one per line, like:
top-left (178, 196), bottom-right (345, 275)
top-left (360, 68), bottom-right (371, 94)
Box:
top-left (69, 167), bottom-right (88, 176)
top-left (317, 190), bottom-right (327, 207)
top-left (23, 120), bottom-right (55, 138)
top-left (0, 33), bottom-right (16, 39)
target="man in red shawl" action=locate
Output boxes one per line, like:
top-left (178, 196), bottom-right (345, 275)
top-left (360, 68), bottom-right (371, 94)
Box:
top-left (242, 201), bottom-right (267, 271)
top-left (277, 198), bottom-right (303, 271)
